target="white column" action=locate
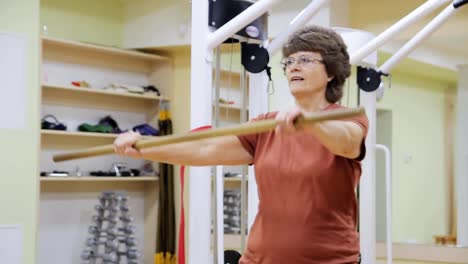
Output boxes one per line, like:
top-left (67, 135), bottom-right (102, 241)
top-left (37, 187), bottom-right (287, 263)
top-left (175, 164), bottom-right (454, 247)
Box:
top-left (335, 28), bottom-right (378, 264)
top-left (456, 64), bottom-right (468, 246)
top-left (359, 90), bottom-right (377, 264)
top-left (189, 1), bottom-right (213, 263)
top-left (247, 71), bottom-right (270, 230)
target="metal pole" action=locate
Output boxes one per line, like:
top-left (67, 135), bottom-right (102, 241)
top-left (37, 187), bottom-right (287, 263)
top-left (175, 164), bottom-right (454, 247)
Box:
top-left (207, 0), bottom-right (281, 50)
top-left (240, 68), bottom-right (248, 252)
top-left (379, 3), bottom-right (458, 74)
top-left (189, 0), bottom-right (213, 263)
top-left (212, 47), bottom-right (224, 264)
top-left (376, 144), bottom-right (393, 264)
top-left (267, 0), bottom-right (330, 55)
top-left (350, 0), bottom-right (451, 65)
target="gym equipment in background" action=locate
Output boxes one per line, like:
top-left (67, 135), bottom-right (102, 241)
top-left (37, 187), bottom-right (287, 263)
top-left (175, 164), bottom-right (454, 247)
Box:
top-left (81, 191), bottom-right (140, 264)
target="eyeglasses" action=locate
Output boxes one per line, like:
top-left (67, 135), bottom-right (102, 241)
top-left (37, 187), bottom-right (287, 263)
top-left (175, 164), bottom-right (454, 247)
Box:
top-left (281, 55), bottom-right (324, 70)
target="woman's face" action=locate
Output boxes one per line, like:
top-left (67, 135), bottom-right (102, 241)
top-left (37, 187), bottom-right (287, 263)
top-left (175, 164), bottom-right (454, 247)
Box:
top-left (283, 51), bottom-right (331, 99)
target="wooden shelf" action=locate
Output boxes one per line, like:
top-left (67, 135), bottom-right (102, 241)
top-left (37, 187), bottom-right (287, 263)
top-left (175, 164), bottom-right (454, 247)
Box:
top-left (41, 129), bottom-right (118, 138)
top-left (40, 176), bottom-right (159, 182)
top-left (40, 177), bottom-right (158, 193)
top-left (42, 84), bottom-right (167, 112)
top-left (214, 104), bottom-right (249, 123)
top-left (222, 177), bottom-right (248, 189)
top-left (40, 130), bottom-right (156, 149)
top-left (224, 234), bottom-right (247, 250)
top-left (43, 84), bottom-right (169, 101)
top-left (42, 36), bottom-right (169, 62)
top-left (224, 177), bottom-right (246, 182)
top-left (40, 35), bottom-right (167, 264)
top-left (216, 103), bottom-right (249, 111)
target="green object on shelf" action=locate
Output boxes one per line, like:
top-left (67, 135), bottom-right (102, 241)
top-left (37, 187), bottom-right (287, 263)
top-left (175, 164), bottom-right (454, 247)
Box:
top-left (78, 123), bottom-right (113, 133)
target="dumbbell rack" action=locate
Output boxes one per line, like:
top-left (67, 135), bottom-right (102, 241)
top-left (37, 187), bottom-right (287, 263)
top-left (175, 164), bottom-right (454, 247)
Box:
top-left (81, 191), bottom-right (140, 264)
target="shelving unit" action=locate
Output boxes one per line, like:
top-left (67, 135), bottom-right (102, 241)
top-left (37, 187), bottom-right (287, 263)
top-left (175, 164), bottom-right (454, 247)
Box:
top-left (213, 56), bottom-right (251, 253)
top-left (42, 36), bottom-right (169, 62)
top-left (42, 84), bottom-right (168, 113)
top-left (40, 129), bottom-right (156, 149)
top-left (39, 36), bottom-right (171, 264)
top-left (223, 177), bottom-right (248, 189)
top-left (40, 176), bottom-right (159, 182)
top-left (225, 234), bottom-right (248, 251)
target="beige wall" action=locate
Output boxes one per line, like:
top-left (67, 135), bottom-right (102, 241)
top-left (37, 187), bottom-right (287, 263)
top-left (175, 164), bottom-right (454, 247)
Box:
top-left (0, 0), bottom-right (41, 263)
top-left (167, 47), bottom-right (192, 257)
top-left (376, 58), bottom-right (451, 244)
top-left (41, 0), bottom-right (124, 47)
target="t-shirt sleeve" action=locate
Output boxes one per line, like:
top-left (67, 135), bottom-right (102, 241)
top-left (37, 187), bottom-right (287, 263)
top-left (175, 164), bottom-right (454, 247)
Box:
top-left (237, 132), bottom-right (257, 158)
top-left (236, 113), bottom-right (271, 160)
top-left (346, 112), bottom-right (369, 161)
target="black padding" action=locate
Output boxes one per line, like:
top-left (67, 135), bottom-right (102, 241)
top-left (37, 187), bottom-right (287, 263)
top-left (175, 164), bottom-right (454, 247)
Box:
top-left (357, 66), bottom-right (382, 92)
top-left (224, 250), bottom-right (242, 264)
top-left (454, 0), bottom-right (468, 8)
top-left (241, 43), bottom-right (270, 73)
top-left (209, 0), bottom-right (268, 42)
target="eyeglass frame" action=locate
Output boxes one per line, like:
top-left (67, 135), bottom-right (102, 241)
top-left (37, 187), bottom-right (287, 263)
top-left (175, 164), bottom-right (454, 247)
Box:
top-left (281, 55), bottom-right (324, 71)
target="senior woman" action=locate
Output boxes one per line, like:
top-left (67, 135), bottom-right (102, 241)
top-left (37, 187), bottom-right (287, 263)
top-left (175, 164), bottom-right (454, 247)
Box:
top-left (114, 25), bottom-right (368, 264)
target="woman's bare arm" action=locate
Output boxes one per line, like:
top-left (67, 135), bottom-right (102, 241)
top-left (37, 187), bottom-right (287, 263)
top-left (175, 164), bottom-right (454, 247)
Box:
top-left (114, 132), bottom-right (253, 166)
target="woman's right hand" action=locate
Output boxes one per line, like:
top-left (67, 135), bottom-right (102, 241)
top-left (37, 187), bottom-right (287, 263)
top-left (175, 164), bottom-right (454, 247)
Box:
top-left (113, 131), bottom-right (143, 158)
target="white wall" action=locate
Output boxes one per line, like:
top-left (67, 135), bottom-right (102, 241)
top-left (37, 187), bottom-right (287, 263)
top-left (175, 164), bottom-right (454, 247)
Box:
top-left (123, 0), bottom-right (335, 49)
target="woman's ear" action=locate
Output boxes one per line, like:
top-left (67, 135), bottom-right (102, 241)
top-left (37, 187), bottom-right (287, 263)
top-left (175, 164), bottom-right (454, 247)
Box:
top-left (328, 75), bottom-right (335, 82)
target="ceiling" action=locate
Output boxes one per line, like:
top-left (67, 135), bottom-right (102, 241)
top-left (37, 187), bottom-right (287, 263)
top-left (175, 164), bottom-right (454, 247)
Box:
top-left (349, 0), bottom-right (468, 80)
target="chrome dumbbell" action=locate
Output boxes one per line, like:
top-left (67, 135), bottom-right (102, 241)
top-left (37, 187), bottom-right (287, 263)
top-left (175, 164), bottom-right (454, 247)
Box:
top-left (118, 225), bottom-right (136, 235)
top-left (94, 213), bottom-right (133, 224)
top-left (88, 225), bottom-right (118, 235)
top-left (121, 237), bottom-right (138, 247)
top-left (120, 214), bottom-right (134, 223)
top-left (92, 215), bottom-right (118, 225)
top-left (88, 226), bottom-right (122, 239)
top-left (94, 204), bottom-right (119, 214)
top-left (85, 238), bottom-right (119, 250)
top-left (116, 249), bottom-right (140, 260)
top-left (127, 249), bottom-right (140, 260)
top-left (81, 249), bottom-right (118, 263)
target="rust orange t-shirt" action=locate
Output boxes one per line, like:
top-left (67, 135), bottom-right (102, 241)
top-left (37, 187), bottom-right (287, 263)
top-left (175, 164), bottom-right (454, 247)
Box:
top-left (237, 104), bottom-right (368, 264)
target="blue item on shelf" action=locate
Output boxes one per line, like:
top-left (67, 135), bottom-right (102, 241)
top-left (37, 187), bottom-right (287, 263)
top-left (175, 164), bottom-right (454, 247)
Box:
top-left (132, 124), bottom-right (159, 136)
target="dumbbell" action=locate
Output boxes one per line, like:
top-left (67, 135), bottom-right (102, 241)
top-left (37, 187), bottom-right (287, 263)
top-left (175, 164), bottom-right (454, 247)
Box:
top-left (127, 249), bottom-right (140, 260)
top-left (85, 237), bottom-right (119, 250)
top-left (100, 194), bottom-right (128, 203)
top-left (121, 237), bottom-right (138, 247)
top-left (81, 249), bottom-right (118, 262)
top-left (94, 204), bottom-right (119, 214)
top-left (116, 249), bottom-right (140, 260)
top-left (94, 213), bottom-right (133, 224)
top-left (88, 226), bottom-right (119, 236)
top-left (92, 215), bottom-right (118, 225)
top-left (109, 236), bottom-right (137, 247)
top-left (118, 225), bottom-right (136, 235)
top-left (120, 214), bottom-right (134, 223)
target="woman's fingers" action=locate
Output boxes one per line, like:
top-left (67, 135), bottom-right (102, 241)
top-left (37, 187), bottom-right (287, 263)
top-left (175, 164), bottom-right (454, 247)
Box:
top-left (275, 111), bottom-right (287, 134)
top-left (124, 147), bottom-right (143, 158)
top-left (275, 107), bottom-right (303, 134)
top-left (113, 131), bottom-right (142, 158)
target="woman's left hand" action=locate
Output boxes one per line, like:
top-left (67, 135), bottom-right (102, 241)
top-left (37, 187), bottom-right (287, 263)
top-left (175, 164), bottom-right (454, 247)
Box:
top-left (275, 106), bottom-right (305, 134)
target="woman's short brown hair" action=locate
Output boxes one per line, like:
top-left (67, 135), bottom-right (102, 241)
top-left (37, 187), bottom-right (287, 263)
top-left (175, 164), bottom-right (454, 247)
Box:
top-left (282, 25), bottom-right (351, 103)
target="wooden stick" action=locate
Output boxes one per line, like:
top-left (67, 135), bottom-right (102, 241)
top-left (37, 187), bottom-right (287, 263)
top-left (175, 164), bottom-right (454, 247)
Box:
top-left (53, 107), bottom-right (365, 162)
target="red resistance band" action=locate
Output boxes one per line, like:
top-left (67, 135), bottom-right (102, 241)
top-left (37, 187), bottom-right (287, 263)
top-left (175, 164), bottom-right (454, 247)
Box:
top-left (178, 125), bottom-right (212, 264)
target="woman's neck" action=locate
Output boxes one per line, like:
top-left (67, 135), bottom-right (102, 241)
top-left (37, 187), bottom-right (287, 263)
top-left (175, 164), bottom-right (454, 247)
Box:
top-left (295, 94), bottom-right (331, 112)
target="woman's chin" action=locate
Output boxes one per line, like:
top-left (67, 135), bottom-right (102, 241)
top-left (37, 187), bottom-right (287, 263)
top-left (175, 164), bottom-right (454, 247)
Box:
top-left (290, 84), bottom-right (325, 98)
top-left (290, 86), bottom-right (308, 97)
